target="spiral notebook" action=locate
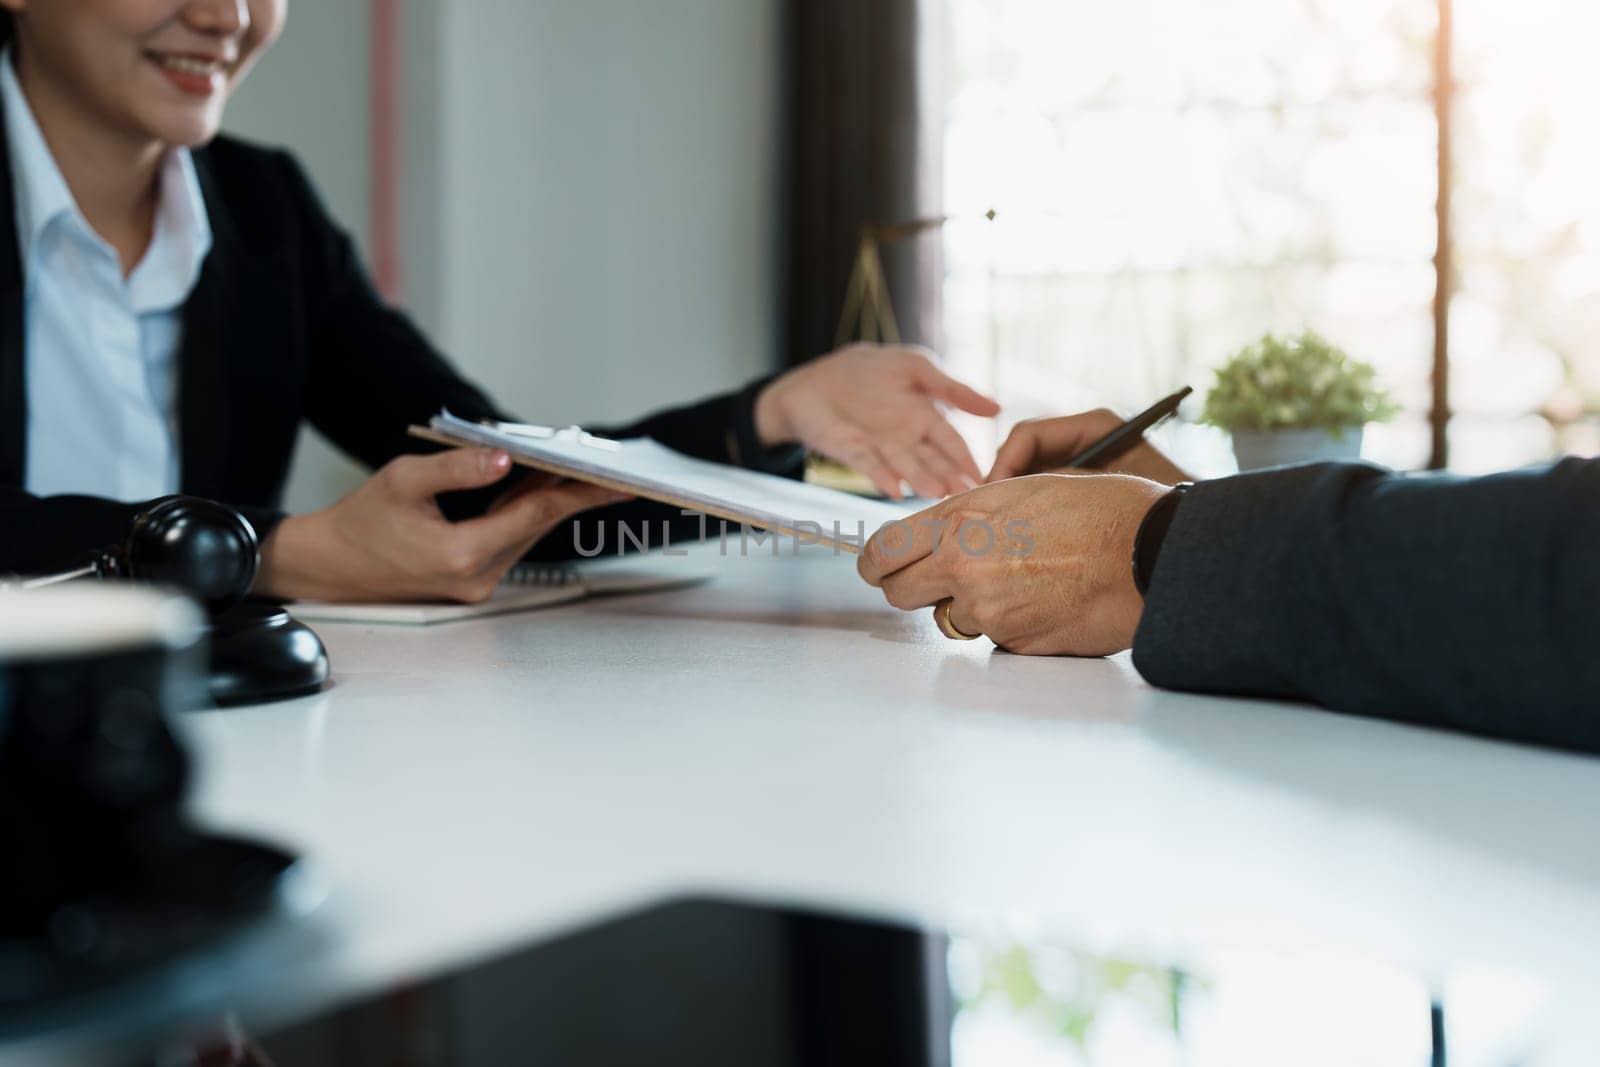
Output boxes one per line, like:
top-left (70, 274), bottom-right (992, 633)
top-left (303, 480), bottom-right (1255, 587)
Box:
top-left (289, 558), bottom-right (712, 626)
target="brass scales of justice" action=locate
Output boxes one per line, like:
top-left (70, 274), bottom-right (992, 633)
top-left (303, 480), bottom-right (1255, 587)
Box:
top-left (807, 210), bottom-right (997, 495)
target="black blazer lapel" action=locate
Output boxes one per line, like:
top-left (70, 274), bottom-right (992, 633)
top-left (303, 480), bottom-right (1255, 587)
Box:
top-left (176, 150), bottom-right (238, 500)
top-left (0, 97), bottom-right (26, 490)
top-left (179, 147), bottom-right (303, 510)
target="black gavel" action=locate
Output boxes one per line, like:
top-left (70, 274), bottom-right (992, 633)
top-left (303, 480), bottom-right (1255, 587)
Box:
top-left (16, 496), bottom-right (260, 613)
top-left (9, 496), bottom-right (328, 705)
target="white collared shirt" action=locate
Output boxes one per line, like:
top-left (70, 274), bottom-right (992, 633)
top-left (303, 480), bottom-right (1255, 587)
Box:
top-left (3, 50), bottom-right (213, 502)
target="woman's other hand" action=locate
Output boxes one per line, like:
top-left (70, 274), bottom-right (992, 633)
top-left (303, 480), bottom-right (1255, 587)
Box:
top-left (754, 344), bottom-right (1000, 500)
top-left (988, 409), bottom-right (1193, 485)
top-left (255, 448), bottom-right (627, 602)
top-left (857, 473), bottom-right (1168, 656)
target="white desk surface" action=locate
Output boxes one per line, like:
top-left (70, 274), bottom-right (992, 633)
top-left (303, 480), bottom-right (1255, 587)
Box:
top-left (17, 543), bottom-right (1600, 1056)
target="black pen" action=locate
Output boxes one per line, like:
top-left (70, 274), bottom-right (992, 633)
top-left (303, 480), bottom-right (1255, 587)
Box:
top-left (1062, 386), bottom-right (1193, 469)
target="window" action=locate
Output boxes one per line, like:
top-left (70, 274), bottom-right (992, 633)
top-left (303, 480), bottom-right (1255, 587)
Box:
top-left (942, 0), bottom-right (1600, 474)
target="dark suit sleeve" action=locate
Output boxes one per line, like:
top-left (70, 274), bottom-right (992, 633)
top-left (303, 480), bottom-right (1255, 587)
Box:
top-left (0, 493), bottom-right (145, 574)
top-left (277, 150), bottom-right (501, 465)
top-left (276, 151), bottom-right (800, 558)
top-left (0, 490), bottom-right (284, 577)
top-left (280, 148), bottom-right (798, 471)
top-left (1131, 459), bottom-right (1600, 752)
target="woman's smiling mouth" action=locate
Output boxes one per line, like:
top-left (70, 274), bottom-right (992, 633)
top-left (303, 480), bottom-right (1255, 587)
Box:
top-left (146, 51), bottom-right (229, 96)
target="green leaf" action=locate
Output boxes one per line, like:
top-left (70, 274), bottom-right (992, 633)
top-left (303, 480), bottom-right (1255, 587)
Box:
top-left (1199, 329), bottom-right (1401, 432)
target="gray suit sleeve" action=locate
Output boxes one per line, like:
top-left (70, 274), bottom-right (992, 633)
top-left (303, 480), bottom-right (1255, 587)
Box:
top-left (1131, 459), bottom-right (1600, 752)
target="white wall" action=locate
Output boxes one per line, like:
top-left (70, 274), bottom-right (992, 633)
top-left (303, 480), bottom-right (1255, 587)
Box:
top-left (223, 4), bottom-right (371, 249)
top-left (431, 0), bottom-right (784, 427)
top-left (223, 0), bottom-right (784, 513)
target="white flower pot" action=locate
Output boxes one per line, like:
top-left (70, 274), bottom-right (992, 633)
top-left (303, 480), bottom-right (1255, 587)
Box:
top-left (1231, 427), bottom-right (1364, 471)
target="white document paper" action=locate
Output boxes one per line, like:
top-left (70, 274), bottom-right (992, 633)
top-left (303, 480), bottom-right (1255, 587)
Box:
top-left (291, 582), bottom-right (587, 626)
top-left (428, 411), bottom-right (916, 552)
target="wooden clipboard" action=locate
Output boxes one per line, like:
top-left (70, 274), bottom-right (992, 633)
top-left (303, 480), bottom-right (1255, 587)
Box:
top-left (408, 424), bottom-right (873, 554)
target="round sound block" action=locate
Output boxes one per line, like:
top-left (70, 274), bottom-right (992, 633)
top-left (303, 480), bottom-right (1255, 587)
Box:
top-left (208, 601), bottom-right (329, 706)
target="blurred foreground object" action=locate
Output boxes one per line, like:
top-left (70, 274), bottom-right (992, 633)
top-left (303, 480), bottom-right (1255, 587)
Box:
top-left (0, 586), bottom-right (311, 1012)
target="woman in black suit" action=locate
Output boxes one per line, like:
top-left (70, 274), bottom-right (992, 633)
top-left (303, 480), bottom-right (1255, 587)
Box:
top-left (0, 0), bottom-right (997, 602)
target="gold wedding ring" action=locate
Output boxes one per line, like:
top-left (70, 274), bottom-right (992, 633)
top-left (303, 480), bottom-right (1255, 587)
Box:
top-left (934, 598), bottom-right (981, 641)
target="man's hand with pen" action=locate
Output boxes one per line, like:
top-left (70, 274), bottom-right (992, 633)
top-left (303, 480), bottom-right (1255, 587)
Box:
top-left (989, 407), bottom-right (1193, 485)
top-left (858, 391), bottom-right (1197, 654)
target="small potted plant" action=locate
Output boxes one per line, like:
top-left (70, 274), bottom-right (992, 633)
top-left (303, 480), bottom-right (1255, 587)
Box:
top-left (1201, 330), bottom-right (1400, 470)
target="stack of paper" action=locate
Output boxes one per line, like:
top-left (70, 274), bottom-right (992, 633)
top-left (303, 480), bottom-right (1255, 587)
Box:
top-left (413, 412), bottom-right (916, 553)
top-left (291, 556), bottom-right (713, 626)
